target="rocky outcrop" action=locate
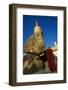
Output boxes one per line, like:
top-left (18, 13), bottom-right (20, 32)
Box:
top-left (23, 54), bottom-right (43, 74)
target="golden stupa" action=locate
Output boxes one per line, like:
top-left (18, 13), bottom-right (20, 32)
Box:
top-left (24, 21), bottom-right (45, 55)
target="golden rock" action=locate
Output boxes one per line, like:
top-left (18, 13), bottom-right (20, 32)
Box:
top-left (24, 22), bottom-right (45, 55)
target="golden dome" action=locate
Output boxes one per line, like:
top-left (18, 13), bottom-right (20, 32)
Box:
top-left (34, 22), bottom-right (42, 34)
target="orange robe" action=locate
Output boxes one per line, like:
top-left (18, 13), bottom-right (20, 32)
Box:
top-left (46, 48), bottom-right (57, 72)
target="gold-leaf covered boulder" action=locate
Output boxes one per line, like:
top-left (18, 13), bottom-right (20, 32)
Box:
top-left (24, 22), bottom-right (45, 55)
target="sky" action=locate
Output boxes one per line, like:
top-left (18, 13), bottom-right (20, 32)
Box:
top-left (23, 15), bottom-right (57, 48)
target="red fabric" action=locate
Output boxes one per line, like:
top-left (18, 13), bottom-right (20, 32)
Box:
top-left (46, 48), bottom-right (57, 72)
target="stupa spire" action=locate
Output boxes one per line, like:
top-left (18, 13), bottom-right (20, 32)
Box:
top-left (34, 21), bottom-right (42, 34)
top-left (36, 21), bottom-right (38, 26)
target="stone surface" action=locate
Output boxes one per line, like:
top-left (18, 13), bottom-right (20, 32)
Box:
top-left (23, 54), bottom-right (43, 74)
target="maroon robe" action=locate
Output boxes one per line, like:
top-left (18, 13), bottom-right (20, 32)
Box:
top-left (46, 48), bottom-right (57, 72)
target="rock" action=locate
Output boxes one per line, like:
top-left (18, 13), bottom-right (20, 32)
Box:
top-left (23, 54), bottom-right (43, 74)
top-left (24, 22), bottom-right (45, 55)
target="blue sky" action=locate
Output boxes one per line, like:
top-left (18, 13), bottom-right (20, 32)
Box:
top-left (23, 15), bottom-right (57, 48)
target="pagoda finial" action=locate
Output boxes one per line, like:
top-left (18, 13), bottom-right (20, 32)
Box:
top-left (36, 21), bottom-right (38, 26)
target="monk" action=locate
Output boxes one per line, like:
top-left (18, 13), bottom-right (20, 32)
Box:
top-left (46, 47), bottom-right (57, 72)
